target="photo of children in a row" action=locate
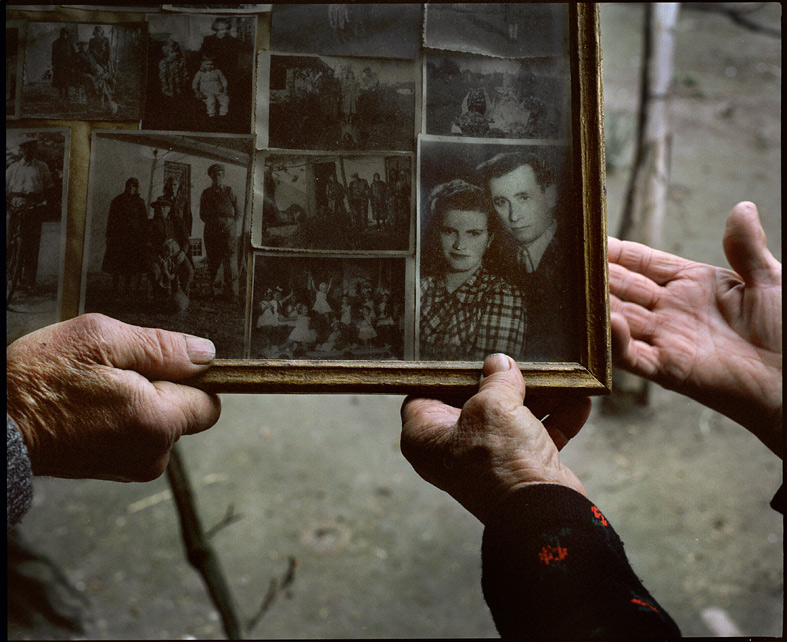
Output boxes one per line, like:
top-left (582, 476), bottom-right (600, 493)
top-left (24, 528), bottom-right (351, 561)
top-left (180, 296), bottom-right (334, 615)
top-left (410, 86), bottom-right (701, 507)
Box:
top-left (251, 256), bottom-right (406, 360)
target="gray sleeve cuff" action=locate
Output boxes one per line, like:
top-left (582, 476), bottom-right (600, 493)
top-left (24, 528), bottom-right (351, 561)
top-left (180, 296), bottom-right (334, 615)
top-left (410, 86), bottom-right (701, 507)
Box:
top-left (7, 415), bottom-right (34, 529)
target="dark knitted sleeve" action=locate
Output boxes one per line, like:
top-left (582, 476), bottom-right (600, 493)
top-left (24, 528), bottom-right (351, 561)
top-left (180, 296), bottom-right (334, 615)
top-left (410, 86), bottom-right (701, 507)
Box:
top-left (481, 484), bottom-right (681, 639)
top-left (7, 416), bottom-right (34, 530)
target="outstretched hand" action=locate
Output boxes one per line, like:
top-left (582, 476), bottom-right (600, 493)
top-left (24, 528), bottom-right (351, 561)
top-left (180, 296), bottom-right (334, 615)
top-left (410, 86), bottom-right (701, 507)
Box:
top-left (609, 201), bottom-right (782, 457)
top-left (6, 314), bottom-right (222, 482)
top-left (400, 354), bottom-right (591, 524)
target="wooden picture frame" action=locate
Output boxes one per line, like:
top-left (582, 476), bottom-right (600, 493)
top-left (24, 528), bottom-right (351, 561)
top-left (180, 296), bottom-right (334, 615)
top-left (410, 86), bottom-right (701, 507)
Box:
top-left (190, 4), bottom-right (609, 397)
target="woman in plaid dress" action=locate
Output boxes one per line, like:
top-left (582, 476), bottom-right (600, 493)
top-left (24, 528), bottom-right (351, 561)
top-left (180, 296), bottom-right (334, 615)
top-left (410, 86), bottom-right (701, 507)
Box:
top-left (419, 180), bottom-right (526, 361)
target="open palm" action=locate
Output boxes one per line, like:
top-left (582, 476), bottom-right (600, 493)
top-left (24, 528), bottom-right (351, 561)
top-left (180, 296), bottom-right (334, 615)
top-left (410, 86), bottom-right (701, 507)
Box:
top-left (608, 202), bottom-right (782, 457)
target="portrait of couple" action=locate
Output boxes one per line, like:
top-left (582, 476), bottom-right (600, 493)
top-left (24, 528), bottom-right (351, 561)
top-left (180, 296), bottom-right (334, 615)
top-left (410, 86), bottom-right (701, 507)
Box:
top-left (419, 144), bottom-right (582, 363)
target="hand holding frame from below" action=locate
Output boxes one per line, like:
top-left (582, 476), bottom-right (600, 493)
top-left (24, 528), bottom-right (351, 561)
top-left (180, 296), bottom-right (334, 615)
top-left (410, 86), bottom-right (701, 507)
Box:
top-left (400, 354), bottom-right (591, 525)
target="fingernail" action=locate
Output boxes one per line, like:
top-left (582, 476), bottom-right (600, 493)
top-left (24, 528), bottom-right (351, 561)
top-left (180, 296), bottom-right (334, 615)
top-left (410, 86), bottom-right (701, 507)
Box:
top-left (483, 353), bottom-right (512, 376)
top-left (186, 336), bottom-right (216, 364)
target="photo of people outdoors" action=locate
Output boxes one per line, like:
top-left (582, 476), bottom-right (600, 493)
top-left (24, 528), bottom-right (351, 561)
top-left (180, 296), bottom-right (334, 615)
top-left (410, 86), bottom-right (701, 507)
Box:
top-left (425, 52), bottom-right (570, 140)
top-left (251, 255), bottom-right (407, 360)
top-left (6, 129), bottom-right (69, 344)
top-left (424, 3), bottom-right (568, 59)
top-left (20, 21), bottom-right (145, 121)
top-left (419, 137), bottom-right (583, 362)
top-left (270, 4), bottom-right (422, 60)
top-left (143, 13), bottom-right (257, 133)
top-left (256, 152), bottom-right (412, 252)
top-left (82, 131), bottom-right (254, 358)
top-left (263, 54), bottom-right (416, 151)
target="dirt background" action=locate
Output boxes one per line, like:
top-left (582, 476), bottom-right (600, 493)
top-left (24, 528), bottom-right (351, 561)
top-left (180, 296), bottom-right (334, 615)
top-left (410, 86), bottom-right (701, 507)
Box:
top-left (8, 4), bottom-right (782, 640)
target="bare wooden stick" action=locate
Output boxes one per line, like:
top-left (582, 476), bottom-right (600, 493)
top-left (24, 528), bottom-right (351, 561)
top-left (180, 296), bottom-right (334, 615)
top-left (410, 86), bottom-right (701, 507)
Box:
top-left (166, 445), bottom-right (243, 640)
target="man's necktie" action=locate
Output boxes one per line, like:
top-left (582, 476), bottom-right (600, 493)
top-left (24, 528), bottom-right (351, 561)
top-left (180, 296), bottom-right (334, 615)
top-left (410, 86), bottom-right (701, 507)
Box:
top-left (518, 247), bottom-right (535, 274)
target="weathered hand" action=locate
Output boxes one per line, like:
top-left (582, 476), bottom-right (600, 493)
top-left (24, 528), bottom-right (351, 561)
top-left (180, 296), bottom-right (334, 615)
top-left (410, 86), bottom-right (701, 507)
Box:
top-left (6, 314), bottom-right (222, 481)
top-left (609, 201), bottom-right (782, 457)
top-left (400, 354), bottom-right (591, 524)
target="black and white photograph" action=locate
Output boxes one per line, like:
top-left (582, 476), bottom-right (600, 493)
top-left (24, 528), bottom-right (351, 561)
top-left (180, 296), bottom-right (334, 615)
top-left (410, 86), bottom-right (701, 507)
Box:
top-left (250, 254), bottom-right (408, 360)
top-left (143, 13), bottom-right (257, 134)
top-left (6, 20), bottom-right (25, 119)
top-left (424, 3), bottom-right (568, 59)
top-left (270, 4), bottom-right (422, 60)
top-left (261, 53), bottom-right (417, 152)
top-left (419, 137), bottom-right (583, 362)
top-left (82, 131), bottom-right (255, 359)
top-left (20, 21), bottom-right (145, 121)
top-left (6, 128), bottom-right (70, 343)
top-left (425, 52), bottom-right (570, 140)
top-left (255, 152), bottom-right (412, 252)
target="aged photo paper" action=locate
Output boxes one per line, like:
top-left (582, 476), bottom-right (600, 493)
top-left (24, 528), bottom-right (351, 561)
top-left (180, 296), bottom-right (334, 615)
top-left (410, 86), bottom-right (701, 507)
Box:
top-left (6, 128), bottom-right (70, 343)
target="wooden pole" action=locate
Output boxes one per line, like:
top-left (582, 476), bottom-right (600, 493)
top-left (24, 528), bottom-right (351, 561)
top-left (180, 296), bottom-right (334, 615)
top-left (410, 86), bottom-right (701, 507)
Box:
top-left (609, 3), bottom-right (680, 408)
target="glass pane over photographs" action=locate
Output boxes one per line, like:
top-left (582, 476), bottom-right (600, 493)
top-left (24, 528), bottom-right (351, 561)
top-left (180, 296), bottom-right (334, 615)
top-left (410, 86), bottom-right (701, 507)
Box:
top-left (6, 128), bottom-right (70, 344)
top-left (21, 22), bottom-right (145, 121)
top-left (144, 13), bottom-right (257, 134)
top-left (8, 2), bottom-right (607, 392)
top-left (81, 131), bottom-right (254, 359)
top-left (251, 254), bottom-right (408, 361)
top-left (254, 152), bottom-right (413, 253)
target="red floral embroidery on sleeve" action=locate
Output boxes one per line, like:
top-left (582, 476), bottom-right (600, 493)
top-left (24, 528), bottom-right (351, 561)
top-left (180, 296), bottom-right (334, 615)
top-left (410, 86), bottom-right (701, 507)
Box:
top-left (538, 544), bottom-right (568, 566)
top-left (631, 598), bottom-right (661, 613)
top-left (591, 505), bottom-right (609, 526)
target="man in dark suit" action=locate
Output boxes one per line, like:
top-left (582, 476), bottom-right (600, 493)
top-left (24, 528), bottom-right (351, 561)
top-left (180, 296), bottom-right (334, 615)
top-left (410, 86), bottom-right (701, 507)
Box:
top-left (476, 151), bottom-right (581, 361)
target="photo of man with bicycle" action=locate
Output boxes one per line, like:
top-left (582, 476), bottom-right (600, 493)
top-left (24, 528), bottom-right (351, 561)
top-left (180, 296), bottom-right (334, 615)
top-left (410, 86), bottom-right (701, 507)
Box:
top-left (6, 129), bottom-right (69, 342)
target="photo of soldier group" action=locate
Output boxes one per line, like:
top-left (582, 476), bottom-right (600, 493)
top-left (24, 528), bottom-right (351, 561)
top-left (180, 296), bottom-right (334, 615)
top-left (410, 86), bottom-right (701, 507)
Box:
top-left (20, 21), bottom-right (145, 121)
top-left (6, 129), bottom-right (70, 343)
top-left (425, 52), bottom-right (570, 140)
top-left (250, 255), bottom-right (407, 360)
top-left (82, 131), bottom-right (254, 359)
top-left (143, 13), bottom-right (257, 134)
top-left (264, 54), bottom-right (416, 152)
top-left (256, 152), bottom-right (412, 252)
top-left (270, 4), bottom-right (422, 60)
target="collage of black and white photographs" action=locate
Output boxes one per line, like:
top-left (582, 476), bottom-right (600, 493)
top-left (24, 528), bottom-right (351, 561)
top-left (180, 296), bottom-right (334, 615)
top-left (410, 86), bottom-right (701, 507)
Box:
top-left (8, 3), bottom-right (585, 364)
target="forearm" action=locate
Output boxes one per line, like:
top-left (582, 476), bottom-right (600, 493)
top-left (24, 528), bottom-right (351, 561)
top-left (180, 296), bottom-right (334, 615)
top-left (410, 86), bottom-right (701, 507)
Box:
top-left (482, 484), bottom-right (681, 639)
top-left (687, 380), bottom-right (782, 458)
top-left (7, 416), bottom-right (34, 529)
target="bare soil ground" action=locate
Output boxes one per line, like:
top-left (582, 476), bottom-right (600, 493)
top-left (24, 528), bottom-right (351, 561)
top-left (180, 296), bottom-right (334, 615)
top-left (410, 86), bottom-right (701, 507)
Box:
top-left (8, 4), bottom-right (782, 639)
